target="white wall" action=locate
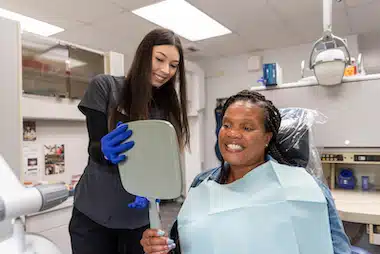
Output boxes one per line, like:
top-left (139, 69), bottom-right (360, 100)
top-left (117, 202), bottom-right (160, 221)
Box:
top-left (199, 35), bottom-right (359, 170)
top-left (22, 120), bottom-right (88, 184)
top-left (358, 31), bottom-right (380, 74)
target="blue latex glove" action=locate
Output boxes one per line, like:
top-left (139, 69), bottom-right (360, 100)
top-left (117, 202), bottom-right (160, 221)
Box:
top-left (128, 196), bottom-right (161, 209)
top-left (101, 121), bottom-right (135, 164)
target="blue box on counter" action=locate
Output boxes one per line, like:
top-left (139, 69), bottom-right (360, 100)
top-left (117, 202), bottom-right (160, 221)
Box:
top-left (263, 63), bottom-right (282, 86)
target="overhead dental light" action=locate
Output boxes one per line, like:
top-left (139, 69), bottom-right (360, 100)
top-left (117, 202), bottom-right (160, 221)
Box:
top-left (309, 0), bottom-right (351, 86)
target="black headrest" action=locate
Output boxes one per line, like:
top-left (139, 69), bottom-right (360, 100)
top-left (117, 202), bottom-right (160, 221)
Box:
top-left (277, 108), bottom-right (311, 168)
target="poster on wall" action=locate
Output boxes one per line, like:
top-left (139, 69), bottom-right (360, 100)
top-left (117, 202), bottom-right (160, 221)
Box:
top-left (23, 120), bottom-right (37, 141)
top-left (23, 144), bottom-right (41, 182)
top-left (44, 144), bottom-right (65, 176)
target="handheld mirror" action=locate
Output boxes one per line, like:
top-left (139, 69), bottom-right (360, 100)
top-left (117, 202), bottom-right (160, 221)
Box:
top-left (118, 120), bottom-right (183, 229)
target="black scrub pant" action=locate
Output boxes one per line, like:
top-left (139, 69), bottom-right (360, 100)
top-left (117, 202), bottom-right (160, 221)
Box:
top-left (69, 207), bottom-right (149, 254)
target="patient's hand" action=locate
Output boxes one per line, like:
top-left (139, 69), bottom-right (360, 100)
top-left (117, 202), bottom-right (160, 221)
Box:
top-left (140, 229), bottom-right (176, 253)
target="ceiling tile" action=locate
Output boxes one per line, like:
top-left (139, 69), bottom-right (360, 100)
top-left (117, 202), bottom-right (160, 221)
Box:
top-left (347, 0), bottom-right (380, 34)
top-left (240, 24), bottom-right (298, 51)
top-left (110, 0), bottom-right (158, 11)
top-left (187, 0), bottom-right (268, 33)
top-left (90, 11), bottom-right (161, 52)
top-left (187, 0), bottom-right (295, 52)
top-left (0, 0), bottom-right (81, 29)
top-left (276, 1), bottom-right (352, 45)
top-left (189, 33), bottom-right (251, 58)
top-left (344, 0), bottom-right (375, 8)
top-left (281, 11), bottom-right (322, 44)
top-left (332, 8), bottom-right (351, 36)
top-left (1, 0), bottom-right (378, 60)
top-left (0, 0), bottom-right (124, 24)
top-left (267, 0), bottom-right (322, 17)
top-left (54, 25), bottom-right (117, 52)
top-left (49, 0), bottom-right (124, 24)
top-left (333, 0), bottom-right (348, 10)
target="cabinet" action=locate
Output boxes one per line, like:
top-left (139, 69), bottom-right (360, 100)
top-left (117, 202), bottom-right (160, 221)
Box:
top-left (0, 17), bottom-right (23, 240)
top-left (21, 33), bottom-right (105, 100)
top-left (321, 152), bottom-right (380, 246)
top-left (21, 33), bottom-right (124, 121)
top-left (184, 60), bottom-right (205, 116)
top-left (181, 60), bottom-right (206, 192)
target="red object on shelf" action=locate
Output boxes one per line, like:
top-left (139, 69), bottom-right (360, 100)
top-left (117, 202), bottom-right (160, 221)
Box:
top-left (22, 58), bottom-right (50, 72)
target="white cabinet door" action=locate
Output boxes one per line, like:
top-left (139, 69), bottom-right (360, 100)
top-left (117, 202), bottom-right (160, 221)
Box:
top-left (175, 60), bottom-right (205, 194)
top-left (26, 207), bottom-right (72, 233)
top-left (185, 60), bottom-right (205, 115)
top-left (183, 115), bottom-right (203, 192)
top-left (26, 206), bottom-right (73, 254)
top-left (40, 225), bottom-right (72, 254)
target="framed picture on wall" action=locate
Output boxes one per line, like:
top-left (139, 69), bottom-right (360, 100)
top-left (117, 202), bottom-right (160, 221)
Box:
top-left (23, 144), bottom-right (41, 183)
top-left (44, 144), bottom-right (65, 175)
top-left (23, 120), bottom-right (37, 141)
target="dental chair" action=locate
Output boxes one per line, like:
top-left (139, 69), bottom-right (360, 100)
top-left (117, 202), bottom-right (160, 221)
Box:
top-left (278, 108), bottom-right (371, 254)
top-left (277, 107), bottom-right (325, 181)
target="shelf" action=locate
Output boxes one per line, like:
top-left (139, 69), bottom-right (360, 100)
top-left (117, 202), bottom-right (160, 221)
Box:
top-left (23, 66), bottom-right (90, 84)
top-left (22, 94), bottom-right (84, 121)
top-left (249, 73), bottom-right (380, 92)
top-left (322, 161), bottom-right (380, 165)
top-left (321, 152), bottom-right (380, 165)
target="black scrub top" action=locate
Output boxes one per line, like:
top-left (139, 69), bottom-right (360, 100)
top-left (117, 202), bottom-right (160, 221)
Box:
top-left (74, 74), bottom-right (167, 229)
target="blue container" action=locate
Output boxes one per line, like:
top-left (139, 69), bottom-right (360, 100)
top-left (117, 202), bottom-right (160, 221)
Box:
top-left (362, 176), bottom-right (369, 190)
top-left (337, 169), bottom-right (356, 189)
top-left (263, 63), bottom-right (278, 86)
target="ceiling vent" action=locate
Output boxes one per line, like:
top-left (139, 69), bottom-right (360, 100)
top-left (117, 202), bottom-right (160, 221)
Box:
top-left (184, 44), bottom-right (200, 54)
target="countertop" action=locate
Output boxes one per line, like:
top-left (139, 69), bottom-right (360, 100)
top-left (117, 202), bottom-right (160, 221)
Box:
top-left (332, 189), bottom-right (380, 224)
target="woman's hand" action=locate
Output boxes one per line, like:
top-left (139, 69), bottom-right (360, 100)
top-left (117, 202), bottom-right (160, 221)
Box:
top-left (101, 122), bottom-right (135, 164)
top-left (140, 229), bottom-right (176, 254)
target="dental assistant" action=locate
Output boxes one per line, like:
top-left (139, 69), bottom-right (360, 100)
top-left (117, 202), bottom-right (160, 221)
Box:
top-left (69, 28), bottom-right (190, 254)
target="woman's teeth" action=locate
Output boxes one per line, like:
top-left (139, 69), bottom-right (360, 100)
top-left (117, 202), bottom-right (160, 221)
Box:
top-left (227, 144), bottom-right (243, 151)
top-left (155, 74), bottom-right (165, 81)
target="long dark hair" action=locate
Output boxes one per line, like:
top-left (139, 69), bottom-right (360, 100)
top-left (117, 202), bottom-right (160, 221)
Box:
top-left (109, 28), bottom-right (190, 148)
top-left (219, 90), bottom-right (290, 183)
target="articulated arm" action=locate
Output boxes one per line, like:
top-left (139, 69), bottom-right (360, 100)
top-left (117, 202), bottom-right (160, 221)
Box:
top-left (0, 155), bottom-right (68, 222)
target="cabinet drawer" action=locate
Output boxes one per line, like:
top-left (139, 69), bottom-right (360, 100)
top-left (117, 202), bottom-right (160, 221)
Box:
top-left (369, 225), bottom-right (380, 245)
top-left (26, 206), bottom-right (72, 233)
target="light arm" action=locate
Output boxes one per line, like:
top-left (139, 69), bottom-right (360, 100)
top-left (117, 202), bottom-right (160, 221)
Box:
top-left (0, 155), bottom-right (68, 222)
top-left (323, 0), bottom-right (332, 34)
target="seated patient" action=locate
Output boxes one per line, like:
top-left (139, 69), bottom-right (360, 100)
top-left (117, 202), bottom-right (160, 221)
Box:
top-left (140, 90), bottom-right (351, 254)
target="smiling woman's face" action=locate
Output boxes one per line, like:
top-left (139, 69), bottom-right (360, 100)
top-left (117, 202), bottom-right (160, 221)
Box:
top-left (218, 100), bottom-right (272, 168)
top-left (151, 45), bottom-right (180, 87)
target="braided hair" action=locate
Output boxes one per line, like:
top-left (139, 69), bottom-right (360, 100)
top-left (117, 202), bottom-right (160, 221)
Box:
top-left (219, 90), bottom-right (290, 183)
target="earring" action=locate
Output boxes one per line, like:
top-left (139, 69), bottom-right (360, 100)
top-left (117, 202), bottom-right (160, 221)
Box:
top-left (265, 144), bottom-right (268, 147)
